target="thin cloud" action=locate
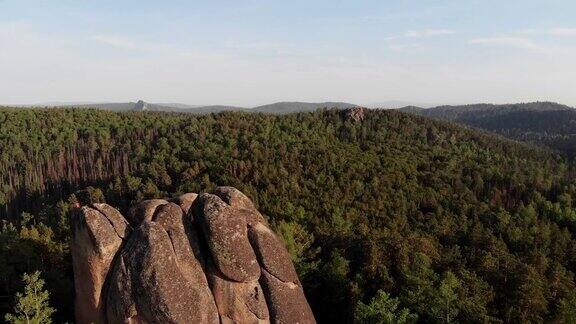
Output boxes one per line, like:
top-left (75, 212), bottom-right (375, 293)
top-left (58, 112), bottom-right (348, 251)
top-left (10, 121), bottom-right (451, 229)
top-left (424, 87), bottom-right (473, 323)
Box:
top-left (548, 28), bottom-right (576, 36)
top-left (519, 27), bottom-right (576, 37)
top-left (405, 29), bottom-right (455, 38)
top-left (384, 29), bottom-right (455, 41)
top-left (388, 43), bottom-right (420, 52)
top-left (469, 36), bottom-right (543, 51)
top-left (91, 35), bottom-right (137, 49)
top-left (221, 40), bottom-right (302, 56)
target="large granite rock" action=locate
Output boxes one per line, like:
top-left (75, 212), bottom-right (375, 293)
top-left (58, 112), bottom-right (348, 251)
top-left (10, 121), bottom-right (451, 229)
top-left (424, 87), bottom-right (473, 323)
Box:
top-left (71, 186), bottom-right (316, 323)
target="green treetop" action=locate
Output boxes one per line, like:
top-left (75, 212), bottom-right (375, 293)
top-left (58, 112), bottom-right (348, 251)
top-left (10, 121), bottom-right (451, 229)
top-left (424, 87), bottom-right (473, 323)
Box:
top-left (5, 271), bottom-right (55, 324)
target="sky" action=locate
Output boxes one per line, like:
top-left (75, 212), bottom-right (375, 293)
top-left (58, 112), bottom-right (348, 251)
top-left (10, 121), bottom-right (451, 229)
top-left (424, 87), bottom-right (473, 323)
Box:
top-left (1, 0), bottom-right (575, 107)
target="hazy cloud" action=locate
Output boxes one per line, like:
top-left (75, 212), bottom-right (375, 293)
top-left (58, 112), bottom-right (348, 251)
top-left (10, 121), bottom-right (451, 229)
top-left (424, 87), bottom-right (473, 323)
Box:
top-left (388, 43), bottom-right (420, 52)
top-left (384, 29), bottom-right (455, 41)
top-left (91, 35), bottom-right (137, 49)
top-left (546, 28), bottom-right (576, 36)
top-left (520, 27), bottom-right (576, 37)
top-left (469, 36), bottom-right (543, 51)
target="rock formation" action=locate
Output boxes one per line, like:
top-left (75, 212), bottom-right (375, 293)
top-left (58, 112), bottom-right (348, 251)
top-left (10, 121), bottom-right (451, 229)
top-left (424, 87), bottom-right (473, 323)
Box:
top-left (71, 186), bottom-right (315, 324)
top-left (133, 100), bottom-right (148, 111)
top-left (342, 106), bottom-right (366, 122)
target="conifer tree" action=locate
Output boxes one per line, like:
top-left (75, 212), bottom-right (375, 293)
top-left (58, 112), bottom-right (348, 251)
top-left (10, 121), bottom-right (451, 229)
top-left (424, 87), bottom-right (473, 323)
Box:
top-left (5, 271), bottom-right (55, 324)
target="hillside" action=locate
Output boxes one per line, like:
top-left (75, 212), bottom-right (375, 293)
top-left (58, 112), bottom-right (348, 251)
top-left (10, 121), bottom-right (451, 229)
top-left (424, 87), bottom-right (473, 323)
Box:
top-left (399, 102), bottom-right (576, 155)
top-left (1, 107), bottom-right (576, 322)
top-left (401, 102), bottom-right (573, 120)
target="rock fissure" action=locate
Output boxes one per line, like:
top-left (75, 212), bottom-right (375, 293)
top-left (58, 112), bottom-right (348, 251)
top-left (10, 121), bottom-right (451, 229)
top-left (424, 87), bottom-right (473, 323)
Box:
top-left (262, 265), bottom-right (296, 286)
top-left (95, 209), bottom-right (124, 241)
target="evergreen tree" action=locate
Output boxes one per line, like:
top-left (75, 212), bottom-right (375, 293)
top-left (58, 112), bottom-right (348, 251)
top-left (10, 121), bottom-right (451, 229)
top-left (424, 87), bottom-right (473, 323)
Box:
top-left (5, 271), bottom-right (55, 324)
top-left (355, 290), bottom-right (418, 324)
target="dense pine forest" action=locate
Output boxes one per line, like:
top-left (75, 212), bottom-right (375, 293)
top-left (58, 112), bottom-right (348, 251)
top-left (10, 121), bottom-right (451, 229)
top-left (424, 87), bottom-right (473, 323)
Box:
top-left (401, 102), bottom-right (576, 157)
top-left (2, 107), bottom-right (576, 323)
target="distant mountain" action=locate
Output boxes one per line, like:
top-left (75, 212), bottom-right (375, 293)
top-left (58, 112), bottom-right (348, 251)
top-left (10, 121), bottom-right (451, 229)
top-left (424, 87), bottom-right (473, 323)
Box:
top-left (77, 102), bottom-right (185, 112)
top-left (184, 105), bottom-right (248, 113)
top-left (23, 101), bottom-right (358, 114)
top-left (154, 103), bottom-right (202, 109)
top-left (367, 100), bottom-right (435, 109)
top-left (27, 101), bottom-right (102, 107)
top-left (253, 101), bottom-right (357, 114)
top-left (399, 101), bottom-right (576, 156)
top-left (397, 106), bottom-right (426, 113)
top-left (35, 101), bottom-right (246, 113)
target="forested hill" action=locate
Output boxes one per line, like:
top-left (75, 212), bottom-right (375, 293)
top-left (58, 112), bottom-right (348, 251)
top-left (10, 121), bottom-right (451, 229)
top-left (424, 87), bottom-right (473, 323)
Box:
top-left (2, 107), bottom-right (576, 322)
top-left (399, 102), bottom-right (573, 120)
top-left (399, 102), bottom-right (576, 156)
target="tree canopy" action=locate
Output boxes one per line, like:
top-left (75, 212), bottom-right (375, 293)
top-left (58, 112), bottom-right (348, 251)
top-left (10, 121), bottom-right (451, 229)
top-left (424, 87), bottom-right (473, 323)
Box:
top-left (1, 107), bottom-right (576, 322)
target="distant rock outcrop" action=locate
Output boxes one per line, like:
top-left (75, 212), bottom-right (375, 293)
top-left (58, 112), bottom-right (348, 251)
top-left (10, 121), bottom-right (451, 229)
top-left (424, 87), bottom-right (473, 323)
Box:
top-left (342, 106), bottom-right (366, 122)
top-left (133, 100), bottom-right (148, 111)
top-left (71, 187), bottom-right (315, 324)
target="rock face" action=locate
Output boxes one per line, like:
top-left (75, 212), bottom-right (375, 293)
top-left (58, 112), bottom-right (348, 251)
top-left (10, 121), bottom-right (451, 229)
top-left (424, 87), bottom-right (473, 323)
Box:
top-left (71, 187), bottom-right (316, 324)
top-left (342, 106), bottom-right (366, 122)
top-left (71, 204), bottom-right (130, 324)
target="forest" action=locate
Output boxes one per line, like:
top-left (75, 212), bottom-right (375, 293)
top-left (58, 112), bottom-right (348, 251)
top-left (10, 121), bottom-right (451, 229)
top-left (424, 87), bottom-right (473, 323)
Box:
top-left (402, 102), bottom-right (576, 157)
top-left (2, 106), bottom-right (576, 323)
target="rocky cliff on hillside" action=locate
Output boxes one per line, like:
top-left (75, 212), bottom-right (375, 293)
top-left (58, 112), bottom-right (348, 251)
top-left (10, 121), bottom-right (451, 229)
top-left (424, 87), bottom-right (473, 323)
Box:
top-left (71, 186), bottom-right (315, 324)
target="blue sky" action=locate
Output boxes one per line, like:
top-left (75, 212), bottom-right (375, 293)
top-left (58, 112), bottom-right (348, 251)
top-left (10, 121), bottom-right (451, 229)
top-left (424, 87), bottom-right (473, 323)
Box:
top-left (1, 0), bottom-right (575, 106)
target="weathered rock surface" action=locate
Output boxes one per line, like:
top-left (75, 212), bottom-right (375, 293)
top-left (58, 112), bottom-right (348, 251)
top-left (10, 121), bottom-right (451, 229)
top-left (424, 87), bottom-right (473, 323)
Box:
top-left (249, 222), bottom-right (299, 284)
top-left (214, 186), bottom-right (265, 225)
top-left (71, 204), bottom-right (130, 324)
top-left (106, 221), bottom-right (219, 324)
top-left (261, 269), bottom-right (315, 324)
top-left (194, 193), bottom-right (261, 282)
top-left (208, 261), bottom-right (270, 324)
top-left (71, 186), bottom-right (315, 324)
